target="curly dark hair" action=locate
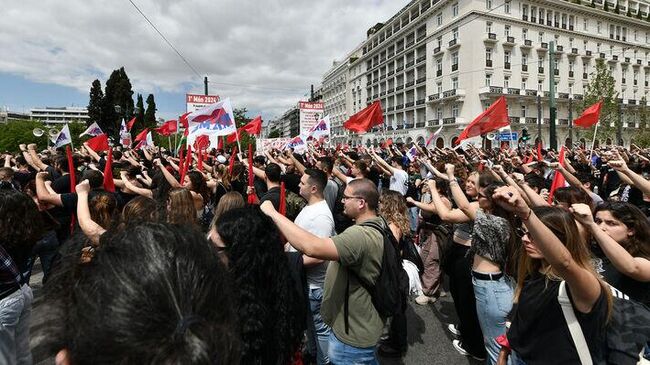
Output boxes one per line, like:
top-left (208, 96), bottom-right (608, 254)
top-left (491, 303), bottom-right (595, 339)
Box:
top-left (41, 223), bottom-right (240, 364)
top-left (0, 190), bottom-right (44, 251)
top-left (216, 206), bottom-right (305, 365)
top-left (187, 171), bottom-right (210, 203)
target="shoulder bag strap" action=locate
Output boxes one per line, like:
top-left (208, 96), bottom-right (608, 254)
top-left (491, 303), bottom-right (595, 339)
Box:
top-left (558, 281), bottom-right (593, 365)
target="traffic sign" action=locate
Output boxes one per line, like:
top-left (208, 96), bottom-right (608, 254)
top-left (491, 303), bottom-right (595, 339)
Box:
top-left (497, 132), bottom-right (519, 141)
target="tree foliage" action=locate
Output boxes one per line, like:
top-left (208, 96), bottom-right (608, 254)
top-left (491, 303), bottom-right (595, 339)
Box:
top-left (634, 97), bottom-right (650, 147)
top-left (144, 94), bottom-right (157, 129)
top-left (578, 59), bottom-right (619, 144)
top-left (97, 67), bottom-right (135, 137)
top-left (87, 79), bottom-right (103, 127)
top-left (0, 121), bottom-right (87, 152)
top-left (131, 94), bottom-right (146, 138)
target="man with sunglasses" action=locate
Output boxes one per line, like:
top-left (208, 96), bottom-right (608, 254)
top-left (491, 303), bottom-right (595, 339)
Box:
top-left (261, 178), bottom-right (387, 365)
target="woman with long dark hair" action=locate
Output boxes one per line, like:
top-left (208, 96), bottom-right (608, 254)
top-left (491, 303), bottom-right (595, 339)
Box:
top-left (0, 190), bottom-right (44, 364)
top-left (213, 206), bottom-right (305, 365)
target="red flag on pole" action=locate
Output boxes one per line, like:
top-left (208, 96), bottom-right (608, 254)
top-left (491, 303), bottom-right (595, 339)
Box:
top-left (66, 146), bottom-right (76, 192)
top-left (155, 120), bottom-right (178, 136)
top-left (228, 146), bottom-right (237, 175)
top-left (573, 100), bottom-right (603, 128)
top-left (134, 128), bottom-right (149, 142)
top-left (218, 136), bottom-right (224, 151)
top-left (85, 133), bottom-right (109, 152)
top-left (178, 146), bottom-right (185, 177)
top-left (127, 117), bottom-right (137, 131)
top-left (279, 182), bottom-right (287, 216)
top-left (180, 145), bottom-right (192, 185)
top-left (227, 116), bottom-right (263, 144)
top-left (343, 101), bottom-right (384, 132)
top-left (103, 148), bottom-right (115, 192)
top-left (247, 144), bottom-right (256, 204)
top-left (537, 142), bottom-right (543, 161)
top-left (548, 146), bottom-right (567, 204)
top-left (197, 149), bottom-right (203, 171)
top-left (456, 96), bottom-right (509, 144)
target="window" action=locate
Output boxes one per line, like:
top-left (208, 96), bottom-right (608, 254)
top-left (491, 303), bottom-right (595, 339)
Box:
top-left (538, 79), bottom-right (543, 92)
top-left (452, 51), bottom-right (459, 69)
top-left (522, 28), bottom-right (528, 40)
top-left (521, 53), bottom-right (528, 65)
top-left (452, 103), bottom-right (459, 118)
top-left (436, 107), bottom-right (443, 120)
top-left (452, 77), bottom-right (459, 89)
top-left (505, 25), bottom-right (511, 37)
top-left (569, 60), bottom-right (574, 72)
top-left (437, 82), bottom-right (442, 93)
top-left (521, 104), bottom-right (527, 117)
top-left (634, 30), bottom-right (638, 42)
top-left (539, 8), bottom-right (544, 23)
top-left (569, 83), bottom-right (573, 95)
top-left (597, 21), bottom-right (601, 34)
top-left (452, 27), bottom-right (458, 40)
top-left (437, 36), bottom-right (442, 48)
top-left (485, 73), bottom-right (492, 87)
top-left (486, 0), bottom-right (492, 10)
top-left (522, 78), bottom-right (527, 90)
top-left (436, 13), bottom-right (442, 26)
top-left (531, 6), bottom-right (537, 20)
top-left (522, 4), bottom-right (528, 18)
top-left (505, 51), bottom-right (511, 66)
top-left (504, 0), bottom-right (511, 14)
top-left (538, 32), bottom-right (544, 42)
top-left (504, 76), bottom-right (510, 89)
top-left (486, 21), bottom-right (493, 33)
top-left (436, 58), bottom-right (442, 71)
top-left (569, 37), bottom-right (574, 48)
top-left (538, 56), bottom-right (544, 67)
top-left (486, 47), bottom-right (493, 60)
top-left (452, 2), bottom-right (458, 17)
top-left (583, 17), bottom-right (588, 31)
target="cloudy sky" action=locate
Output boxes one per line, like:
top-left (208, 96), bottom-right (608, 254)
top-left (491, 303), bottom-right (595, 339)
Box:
top-left (0, 0), bottom-right (406, 121)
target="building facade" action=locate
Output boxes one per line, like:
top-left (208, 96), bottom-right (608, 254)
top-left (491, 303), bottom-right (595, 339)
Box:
top-left (0, 107), bottom-right (31, 124)
top-left (324, 0), bottom-right (650, 148)
top-left (268, 107), bottom-right (300, 138)
top-left (31, 107), bottom-right (89, 125)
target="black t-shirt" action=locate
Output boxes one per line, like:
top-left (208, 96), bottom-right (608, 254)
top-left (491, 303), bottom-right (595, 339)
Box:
top-left (13, 170), bottom-right (35, 190)
top-left (52, 173), bottom-right (77, 194)
top-left (260, 186), bottom-right (281, 211)
top-left (508, 273), bottom-right (608, 365)
top-left (60, 190), bottom-right (118, 215)
top-left (592, 243), bottom-right (650, 306)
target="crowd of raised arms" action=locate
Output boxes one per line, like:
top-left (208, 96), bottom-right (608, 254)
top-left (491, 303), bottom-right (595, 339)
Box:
top-left (0, 138), bottom-right (648, 365)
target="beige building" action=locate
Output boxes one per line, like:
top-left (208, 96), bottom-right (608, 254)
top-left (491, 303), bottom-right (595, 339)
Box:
top-left (324, 0), bottom-right (650, 148)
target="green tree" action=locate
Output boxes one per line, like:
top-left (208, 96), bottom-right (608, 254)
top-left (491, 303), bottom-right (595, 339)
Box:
top-left (144, 94), bottom-right (157, 129)
top-left (223, 108), bottom-right (257, 150)
top-left (578, 59), bottom-right (619, 144)
top-left (87, 79), bottom-right (103, 127)
top-left (0, 120), bottom-right (87, 152)
top-left (634, 97), bottom-right (650, 147)
top-left (268, 130), bottom-right (281, 138)
top-left (101, 67), bottom-right (135, 137)
top-left (131, 94), bottom-right (146, 137)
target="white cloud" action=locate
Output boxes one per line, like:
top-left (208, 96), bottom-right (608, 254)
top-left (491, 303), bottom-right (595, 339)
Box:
top-left (0, 0), bottom-right (406, 119)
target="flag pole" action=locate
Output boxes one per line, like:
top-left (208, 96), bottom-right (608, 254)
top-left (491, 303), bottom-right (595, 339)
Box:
top-left (235, 127), bottom-right (243, 155)
top-left (589, 122), bottom-right (599, 163)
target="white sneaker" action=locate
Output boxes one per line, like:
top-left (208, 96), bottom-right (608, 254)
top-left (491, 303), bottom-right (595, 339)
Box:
top-left (415, 295), bottom-right (436, 305)
top-left (452, 339), bottom-right (485, 361)
top-left (447, 324), bottom-right (461, 337)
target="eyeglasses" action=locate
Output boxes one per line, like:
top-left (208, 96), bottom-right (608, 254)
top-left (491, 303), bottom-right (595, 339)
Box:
top-left (516, 227), bottom-right (529, 238)
top-left (342, 195), bottom-right (365, 202)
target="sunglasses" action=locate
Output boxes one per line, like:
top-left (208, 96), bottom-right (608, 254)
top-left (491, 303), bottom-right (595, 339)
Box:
top-left (516, 227), bottom-right (530, 238)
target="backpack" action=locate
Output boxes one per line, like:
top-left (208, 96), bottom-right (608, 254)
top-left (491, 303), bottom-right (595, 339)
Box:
top-left (344, 218), bottom-right (409, 334)
top-left (285, 190), bottom-right (307, 221)
top-left (400, 235), bottom-right (424, 274)
top-left (332, 179), bottom-right (353, 234)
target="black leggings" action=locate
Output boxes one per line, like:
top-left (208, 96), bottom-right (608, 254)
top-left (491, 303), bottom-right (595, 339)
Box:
top-left (442, 242), bottom-right (486, 358)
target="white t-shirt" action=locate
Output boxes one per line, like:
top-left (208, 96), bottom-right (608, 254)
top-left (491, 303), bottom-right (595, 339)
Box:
top-left (389, 168), bottom-right (409, 196)
top-left (292, 200), bottom-right (336, 288)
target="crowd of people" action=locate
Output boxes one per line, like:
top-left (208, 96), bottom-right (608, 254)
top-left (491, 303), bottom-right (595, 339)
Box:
top-left (0, 137), bottom-right (648, 364)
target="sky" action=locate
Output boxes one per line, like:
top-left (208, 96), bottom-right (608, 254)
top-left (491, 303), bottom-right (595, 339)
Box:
top-left (0, 0), bottom-right (407, 122)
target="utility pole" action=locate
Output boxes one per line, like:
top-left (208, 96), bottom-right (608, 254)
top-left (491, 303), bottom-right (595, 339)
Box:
top-left (548, 41), bottom-right (557, 150)
top-left (204, 76), bottom-right (208, 96)
top-left (537, 94), bottom-right (542, 146)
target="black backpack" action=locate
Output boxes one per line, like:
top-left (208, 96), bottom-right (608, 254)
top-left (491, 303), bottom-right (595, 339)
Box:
top-left (344, 218), bottom-right (409, 334)
top-left (332, 179), bottom-right (353, 234)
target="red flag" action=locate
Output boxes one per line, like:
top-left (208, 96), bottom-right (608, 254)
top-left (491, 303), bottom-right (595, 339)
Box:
top-left (247, 144), bottom-right (256, 204)
top-left (155, 120), bottom-right (178, 136)
top-left (178, 147), bottom-right (185, 175)
top-left (573, 100), bottom-right (603, 128)
top-left (456, 96), bottom-right (509, 144)
top-left (243, 116), bottom-right (262, 135)
top-left (85, 133), bottom-right (109, 152)
top-left (227, 130), bottom-right (239, 144)
top-left (103, 147), bottom-right (115, 192)
top-left (218, 136), bottom-right (224, 151)
top-left (279, 182), bottom-right (286, 216)
top-left (343, 101), bottom-right (384, 132)
top-left (525, 153), bottom-right (534, 164)
top-left (228, 146), bottom-right (237, 175)
top-left (179, 112), bottom-right (190, 128)
top-left (193, 135), bottom-right (210, 150)
top-left (537, 142), bottom-right (543, 161)
top-left (126, 117), bottom-right (137, 131)
top-left (197, 149), bottom-right (203, 171)
top-left (548, 147), bottom-right (567, 204)
top-left (66, 146), bottom-right (76, 192)
top-left (180, 146), bottom-right (192, 186)
top-left (134, 128), bottom-right (149, 142)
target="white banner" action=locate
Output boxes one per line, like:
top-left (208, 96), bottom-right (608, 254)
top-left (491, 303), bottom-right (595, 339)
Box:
top-left (186, 94), bottom-right (221, 113)
top-left (299, 101), bottom-right (324, 136)
top-left (256, 137), bottom-right (292, 152)
top-left (186, 98), bottom-right (236, 150)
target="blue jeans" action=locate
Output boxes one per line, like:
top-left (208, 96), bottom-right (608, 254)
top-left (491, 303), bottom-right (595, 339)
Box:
top-left (472, 272), bottom-right (514, 365)
top-left (328, 333), bottom-right (378, 365)
top-left (0, 285), bottom-right (33, 365)
top-left (310, 287), bottom-right (331, 365)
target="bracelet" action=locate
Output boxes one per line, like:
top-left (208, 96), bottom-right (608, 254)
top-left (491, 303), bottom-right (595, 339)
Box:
top-left (519, 208), bottom-right (532, 221)
top-left (449, 179), bottom-right (459, 185)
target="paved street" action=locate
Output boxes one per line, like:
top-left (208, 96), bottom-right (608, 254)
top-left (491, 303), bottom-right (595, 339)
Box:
top-left (28, 258), bottom-right (480, 365)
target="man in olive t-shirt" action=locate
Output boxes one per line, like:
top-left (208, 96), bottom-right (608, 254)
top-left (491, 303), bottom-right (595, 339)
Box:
top-left (261, 178), bottom-right (386, 364)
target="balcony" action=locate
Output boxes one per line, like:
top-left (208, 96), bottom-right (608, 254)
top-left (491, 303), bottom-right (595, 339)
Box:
top-left (507, 88), bottom-right (520, 95)
top-left (451, 63), bottom-right (458, 72)
top-left (608, 55), bottom-right (618, 63)
top-left (396, 65), bottom-right (404, 71)
top-left (538, 43), bottom-right (548, 52)
top-left (405, 80), bottom-right (415, 87)
top-left (503, 36), bottom-right (516, 46)
top-left (525, 117), bottom-right (537, 124)
top-left (396, 85), bottom-right (404, 91)
top-left (484, 33), bottom-right (497, 43)
top-left (583, 72), bottom-right (588, 79)
top-left (637, 59), bottom-right (643, 66)
top-left (600, 53), bottom-right (606, 59)
top-left (583, 50), bottom-right (592, 58)
top-left (448, 38), bottom-right (460, 49)
top-left (531, 17), bottom-right (536, 22)
top-left (380, 74), bottom-right (386, 80)
top-left (558, 119), bottom-right (569, 125)
top-left (554, 69), bottom-right (560, 76)
top-left (416, 55), bottom-right (426, 64)
top-left (509, 116), bottom-right (520, 124)
top-left (443, 117), bottom-right (457, 125)
top-left (433, 46), bottom-right (443, 55)
top-left (521, 64), bottom-right (528, 72)
top-left (395, 103), bottom-right (404, 109)
top-left (396, 46), bottom-right (404, 53)
top-left (571, 48), bottom-right (578, 55)
top-left (387, 87), bottom-right (394, 93)
top-left (406, 40), bottom-right (415, 48)
top-left (415, 121), bottom-right (425, 128)
top-left (426, 120), bottom-right (441, 127)
top-left (386, 106), bottom-right (394, 112)
top-left (628, 99), bottom-right (637, 105)
top-left (416, 77), bottom-right (425, 84)
top-left (388, 70), bottom-right (395, 76)
top-left (621, 57), bottom-right (630, 65)
top-left (366, 80), bottom-right (372, 86)
top-left (525, 89), bottom-right (538, 96)
top-left (558, 93), bottom-right (569, 99)
top-left (522, 14), bottom-right (528, 21)
top-left (406, 60), bottom-right (415, 67)
top-left (569, 71), bottom-right (574, 78)
top-left (573, 94), bottom-right (583, 100)
top-left (428, 93), bottom-right (441, 101)
top-left (436, 69), bottom-right (442, 77)
top-left (380, 91), bottom-right (386, 96)
top-left (504, 62), bottom-right (511, 70)
top-left (556, 45), bottom-right (564, 53)
top-left (479, 86), bottom-right (504, 95)
top-left (372, 94), bottom-right (379, 99)
top-left (405, 101), bottom-right (415, 107)
top-left (416, 99), bottom-right (425, 105)
top-left (521, 39), bottom-right (533, 49)
top-left (538, 67), bottom-right (545, 74)
top-left (443, 89), bottom-right (457, 98)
